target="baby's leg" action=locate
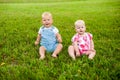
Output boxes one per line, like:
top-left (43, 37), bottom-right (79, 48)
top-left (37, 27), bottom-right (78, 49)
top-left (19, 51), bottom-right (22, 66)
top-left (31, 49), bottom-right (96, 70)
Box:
top-left (52, 43), bottom-right (63, 58)
top-left (86, 50), bottom-right (96, 59)
top-left (39, 46), bottom-right (46, 60)
top-left (68, 45), bottom-right (76, 60)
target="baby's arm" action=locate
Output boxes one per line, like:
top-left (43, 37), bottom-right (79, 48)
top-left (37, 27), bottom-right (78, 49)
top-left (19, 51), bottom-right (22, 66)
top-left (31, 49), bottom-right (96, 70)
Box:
top-left (90, 39), bottom-right (95, 50)
top-left (72, 42), bottom-right (80, 56)
top-left (56, 33), bottom-right (62, 43)
top-left (88, 33), bottom-right (95, 51)
top-left (35, 34), bottom-right (41, 45)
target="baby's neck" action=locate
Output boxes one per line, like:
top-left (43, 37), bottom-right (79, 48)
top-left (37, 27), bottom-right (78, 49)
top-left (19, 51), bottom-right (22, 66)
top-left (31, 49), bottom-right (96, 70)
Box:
top-left (78, 32), bottom-right (86, 36)
top-left (44, 25), bottom-right (52, 28)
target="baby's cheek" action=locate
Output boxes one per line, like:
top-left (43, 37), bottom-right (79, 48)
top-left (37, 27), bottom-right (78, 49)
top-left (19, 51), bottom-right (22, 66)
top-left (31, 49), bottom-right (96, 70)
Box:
top-left (76, 29), bottom-right (79, 32)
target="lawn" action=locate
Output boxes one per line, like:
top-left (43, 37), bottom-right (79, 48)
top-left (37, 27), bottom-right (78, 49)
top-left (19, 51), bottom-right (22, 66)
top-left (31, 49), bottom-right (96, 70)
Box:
top-left (0, 0), bottom-right (120, 80)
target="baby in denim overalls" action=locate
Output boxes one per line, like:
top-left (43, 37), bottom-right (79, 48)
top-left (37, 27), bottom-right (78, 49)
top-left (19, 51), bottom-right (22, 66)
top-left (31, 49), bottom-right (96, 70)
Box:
top-left (35, 12), bottom-right (63, 60)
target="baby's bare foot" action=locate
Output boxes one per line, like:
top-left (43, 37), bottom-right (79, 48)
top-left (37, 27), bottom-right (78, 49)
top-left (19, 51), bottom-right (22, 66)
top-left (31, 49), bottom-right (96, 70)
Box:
top-left (39, 56), bottom-right (45, 60)
top-left (52, 54), bottom-right (57, 58)
top-left (88, 53), bottom-right (95, 59)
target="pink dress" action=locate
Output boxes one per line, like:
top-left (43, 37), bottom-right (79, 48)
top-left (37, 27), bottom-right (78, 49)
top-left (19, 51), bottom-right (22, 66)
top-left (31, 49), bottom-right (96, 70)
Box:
top-left (72, 33), bottom-right (92, 54)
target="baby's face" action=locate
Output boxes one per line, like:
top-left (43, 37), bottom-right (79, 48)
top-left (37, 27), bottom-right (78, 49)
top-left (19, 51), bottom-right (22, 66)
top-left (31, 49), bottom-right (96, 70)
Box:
top-left (75, 24), bottom-right (86, 35)
top-left (42, 15), bottom-right (53, 28)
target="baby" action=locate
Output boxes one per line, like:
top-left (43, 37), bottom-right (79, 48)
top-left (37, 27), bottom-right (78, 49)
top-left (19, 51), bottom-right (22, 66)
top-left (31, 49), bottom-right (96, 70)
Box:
top-left (68, 20), bottom-right (96, 60)
top-left (35, 12), bottom-right (63, 60)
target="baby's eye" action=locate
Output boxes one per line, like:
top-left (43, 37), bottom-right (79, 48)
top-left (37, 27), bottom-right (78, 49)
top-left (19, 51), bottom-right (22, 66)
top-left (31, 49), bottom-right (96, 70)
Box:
top-left (47, 19), bottom-right (50, 21)
top-left (43, 19), bottom-right (46, 21)
top-left (81, 26), bottom-right (84, 28)
top-left (76, 27), bottom-right (80, 29)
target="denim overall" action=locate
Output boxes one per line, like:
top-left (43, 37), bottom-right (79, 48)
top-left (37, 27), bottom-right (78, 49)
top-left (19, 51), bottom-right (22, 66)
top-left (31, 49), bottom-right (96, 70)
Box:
top-left (40, 26), bottom-right (58, 52)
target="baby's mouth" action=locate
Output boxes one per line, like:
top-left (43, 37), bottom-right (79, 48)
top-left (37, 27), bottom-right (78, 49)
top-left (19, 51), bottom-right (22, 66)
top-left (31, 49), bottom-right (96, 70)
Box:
top-left (80, 31), bottom-right (83, 32)
top-left (45, 24), bottom-right (49, 26)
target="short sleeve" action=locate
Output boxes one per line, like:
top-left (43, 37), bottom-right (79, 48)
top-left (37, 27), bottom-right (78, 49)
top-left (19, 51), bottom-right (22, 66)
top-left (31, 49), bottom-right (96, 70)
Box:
top-left (71, 36), bottom-right (75, 42)
top-left (53, 27), bottom-right (59, 34)
top-left (38, 27), bottom-right (42, 34)
top-left (88, 33), bottom-right (93, 40)
top-left (71, 34), bottom-right (78, 42)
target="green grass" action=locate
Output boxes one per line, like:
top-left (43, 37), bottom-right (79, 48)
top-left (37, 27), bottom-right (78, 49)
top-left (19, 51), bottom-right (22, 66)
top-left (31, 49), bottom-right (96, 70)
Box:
top-left (0, 0), bottom-right (120, 80)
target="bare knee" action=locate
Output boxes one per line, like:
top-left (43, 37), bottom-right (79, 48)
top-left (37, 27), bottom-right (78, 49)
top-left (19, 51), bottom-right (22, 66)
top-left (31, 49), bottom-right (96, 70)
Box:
top-left (68, 45), bottom-right (74, 52)
top-left (90, 49), bottom-right (96, 55)
top-left (68, 45), bottom-right (74, 50)
top-left (39, 46), bottom-right (46, 51)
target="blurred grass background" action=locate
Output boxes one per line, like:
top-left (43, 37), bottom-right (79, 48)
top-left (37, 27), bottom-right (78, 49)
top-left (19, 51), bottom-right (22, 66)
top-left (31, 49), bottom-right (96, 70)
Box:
top-left (0, 0), bottom-right (120, 80)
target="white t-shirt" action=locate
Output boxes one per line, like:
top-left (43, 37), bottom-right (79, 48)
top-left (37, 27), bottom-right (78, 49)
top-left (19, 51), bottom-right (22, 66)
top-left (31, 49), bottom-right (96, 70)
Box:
top-left (38, 26), bottom-right (59, 35)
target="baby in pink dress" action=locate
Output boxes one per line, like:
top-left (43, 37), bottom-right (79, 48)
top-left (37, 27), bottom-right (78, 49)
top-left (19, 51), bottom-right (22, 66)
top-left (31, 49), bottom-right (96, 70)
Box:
top-left (68, 20), bottom-right (96, 60)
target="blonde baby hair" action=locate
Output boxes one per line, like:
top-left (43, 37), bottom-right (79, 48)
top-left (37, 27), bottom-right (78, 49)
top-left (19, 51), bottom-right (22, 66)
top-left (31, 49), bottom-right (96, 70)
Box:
top-left (75, 20), bottom-right (85, 27)
top-left (42, 12), bottom-right (52, 18)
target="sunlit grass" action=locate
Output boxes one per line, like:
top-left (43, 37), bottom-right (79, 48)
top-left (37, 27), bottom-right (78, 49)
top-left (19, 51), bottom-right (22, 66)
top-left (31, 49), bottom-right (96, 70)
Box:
top-left (0, 0), bottom-right (120, 80)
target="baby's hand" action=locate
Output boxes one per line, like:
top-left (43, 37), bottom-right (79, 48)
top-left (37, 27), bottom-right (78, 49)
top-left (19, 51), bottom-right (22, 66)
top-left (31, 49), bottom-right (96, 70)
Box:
top-left (90, 49), bottom-right (95, 51)
top-left (57, 38), bottom-right (62, 43)
top-left (76, 52), bottom-right (80, 57)
top-left (35, 41), bottom-right (39, 46)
